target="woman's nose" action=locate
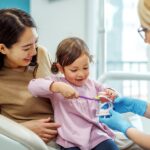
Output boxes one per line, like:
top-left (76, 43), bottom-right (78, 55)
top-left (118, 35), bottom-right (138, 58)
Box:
top-left (30, 44), bottom-right (37, 56)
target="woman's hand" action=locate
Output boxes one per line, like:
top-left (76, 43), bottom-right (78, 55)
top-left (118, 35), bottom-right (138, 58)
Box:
top-left (22, 117), bottom-right (61, 143)
top-left (113, 96), bottom-right (147, 116)
top-left (100, 109), bottom-right (133, 134)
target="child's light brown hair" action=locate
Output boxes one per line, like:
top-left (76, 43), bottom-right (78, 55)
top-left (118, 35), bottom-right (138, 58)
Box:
top-left (51, 37), bottom-right (93, 74)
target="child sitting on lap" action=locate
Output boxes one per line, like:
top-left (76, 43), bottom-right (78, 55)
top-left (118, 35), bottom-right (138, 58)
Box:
top-left (28, 37), bottom-right (119, 150)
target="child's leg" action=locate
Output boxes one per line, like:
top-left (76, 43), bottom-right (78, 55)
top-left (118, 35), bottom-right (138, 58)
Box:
top-left (92, 139), bottom-right (119, 150)
top-left (59, 146), bottom-right (80, 150)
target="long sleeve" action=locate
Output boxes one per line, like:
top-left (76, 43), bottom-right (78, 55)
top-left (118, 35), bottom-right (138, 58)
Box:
top-left (28, 77), bottom-right (53, 98)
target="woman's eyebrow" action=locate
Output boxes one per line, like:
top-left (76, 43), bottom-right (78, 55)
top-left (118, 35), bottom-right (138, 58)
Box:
top-left (21, 43), bottom-right (32, 48)
top-left (21, 38), bottom-right (38, 48)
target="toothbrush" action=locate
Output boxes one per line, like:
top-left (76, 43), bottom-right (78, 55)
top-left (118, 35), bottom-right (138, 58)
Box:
top-left (79, 95), bottom-right (99, 101)
top-left (79, 95), bottom-right (112, 103)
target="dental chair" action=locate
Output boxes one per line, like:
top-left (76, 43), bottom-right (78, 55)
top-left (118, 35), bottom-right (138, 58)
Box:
top-left (0, 112), bottom-right (143, 150)
top-left (0, 114), bottom-right (137, 150)
top-left (0, 115), bottom-right (56, 150)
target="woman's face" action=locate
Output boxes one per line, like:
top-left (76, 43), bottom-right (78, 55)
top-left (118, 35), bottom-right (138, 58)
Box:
top-left (2, 27), bottom-right (38, 68)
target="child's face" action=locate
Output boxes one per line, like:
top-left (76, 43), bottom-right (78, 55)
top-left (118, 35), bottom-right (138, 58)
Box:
top-left (63, 54), bottom-right (90, 86)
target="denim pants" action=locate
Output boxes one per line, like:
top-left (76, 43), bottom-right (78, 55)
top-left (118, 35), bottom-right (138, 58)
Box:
top-left (60, 139), bottom-right (119, 150)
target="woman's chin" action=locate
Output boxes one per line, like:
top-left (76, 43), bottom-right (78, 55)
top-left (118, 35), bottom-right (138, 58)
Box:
top-left (23, 60), bottom-right (32, 66)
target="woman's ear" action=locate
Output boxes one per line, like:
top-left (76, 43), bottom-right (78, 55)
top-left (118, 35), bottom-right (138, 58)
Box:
top-left (56, 63), bottom-right (64, 74)
top-left (0, 44), bottom-right (7, 54)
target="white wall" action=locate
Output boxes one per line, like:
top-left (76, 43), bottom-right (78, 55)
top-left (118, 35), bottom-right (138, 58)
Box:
top-left (31, 0), bottom-right (87, 60)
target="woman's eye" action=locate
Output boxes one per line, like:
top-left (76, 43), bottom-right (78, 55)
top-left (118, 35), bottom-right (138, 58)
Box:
top-left (23, 48), bottom-right (30, 51)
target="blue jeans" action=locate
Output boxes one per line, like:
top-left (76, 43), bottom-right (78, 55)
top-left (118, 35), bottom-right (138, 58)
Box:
top-left (60, 139), bottom-right (119, 150)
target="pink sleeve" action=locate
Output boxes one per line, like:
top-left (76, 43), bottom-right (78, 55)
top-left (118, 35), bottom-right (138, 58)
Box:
top-left (28, 76), bottom-right (54, 98)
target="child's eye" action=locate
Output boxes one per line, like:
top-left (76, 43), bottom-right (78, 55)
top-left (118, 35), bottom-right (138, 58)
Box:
top-left (84, 67), bottom-right (89, 70)
top-left (70, 69), bottom-right (77, 72)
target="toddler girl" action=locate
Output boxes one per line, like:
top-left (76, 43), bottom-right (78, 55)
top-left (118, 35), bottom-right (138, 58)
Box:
top-left (28, 37), bottom-right (119, 150)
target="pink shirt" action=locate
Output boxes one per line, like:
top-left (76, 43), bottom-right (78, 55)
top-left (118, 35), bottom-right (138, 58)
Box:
top-left (28, 75), bottom-right (115, 150)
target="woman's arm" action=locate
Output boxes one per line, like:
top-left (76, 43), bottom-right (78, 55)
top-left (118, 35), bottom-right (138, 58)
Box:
top-left (144, 103), bottom-right (150, 119)
top-left (100, 109), bottom-right (150, 149)
top-left (113, 96), bottom-right (150, 119)
top-left (113, 96), bottom-right (148, 116)
top-left (127, 127), bottom-right (150, 149)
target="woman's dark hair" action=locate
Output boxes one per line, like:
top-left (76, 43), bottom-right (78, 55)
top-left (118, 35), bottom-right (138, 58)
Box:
top-left (51, 37), bottom-right (93, 74)
top-left (0, 8), bottom-right (37, 70)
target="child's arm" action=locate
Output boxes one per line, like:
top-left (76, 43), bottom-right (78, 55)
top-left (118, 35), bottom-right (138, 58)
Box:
top-left (28, 77), bottom-right (54, 98)
top-left (28, 77), bottom-right (79, 99)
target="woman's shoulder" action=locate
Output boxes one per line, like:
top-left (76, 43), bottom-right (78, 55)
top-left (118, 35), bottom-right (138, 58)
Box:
top-left (37, 45), bottom-right (47, 52)
top-left (36, 45), bottom-right (52, 62)
top-left (36, 45), bottom-right (52, 78)
top-left (37, 45), bottom-right (51, 57)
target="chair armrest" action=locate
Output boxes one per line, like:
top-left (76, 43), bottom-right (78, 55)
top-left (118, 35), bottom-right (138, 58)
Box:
top-left (0, 115), bottom-right (49, 150)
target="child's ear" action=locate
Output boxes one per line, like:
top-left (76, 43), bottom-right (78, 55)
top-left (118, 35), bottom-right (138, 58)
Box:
top-left (0, 44), bottom-right (7, 55)
top-left (56, 63), bottom-right (64, 74)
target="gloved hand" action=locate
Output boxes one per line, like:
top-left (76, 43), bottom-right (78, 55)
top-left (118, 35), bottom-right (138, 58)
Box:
top-left (100, 109), bottom-right (133, 134)
top-left (113, 96), bottom-right (147, 116)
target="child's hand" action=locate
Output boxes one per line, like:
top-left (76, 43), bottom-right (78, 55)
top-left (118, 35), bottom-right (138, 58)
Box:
top-left (104, 88), bottom-right (118, 101)
top-left (59, 83), bottom-right (79, 99)
top-left (50, 82), bottom-right (79, 99)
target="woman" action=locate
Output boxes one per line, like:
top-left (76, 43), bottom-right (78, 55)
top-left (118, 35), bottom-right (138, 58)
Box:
top-left (101, 0), bottom-right (150, 149)
top-left (0, 8), bottom-right (60, 145)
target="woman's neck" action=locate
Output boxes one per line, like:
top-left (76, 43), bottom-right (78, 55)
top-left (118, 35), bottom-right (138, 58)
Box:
top-left (4, 60), bottom-right (26, 72)
top-left (4, 65), bottom-right (26, 72)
